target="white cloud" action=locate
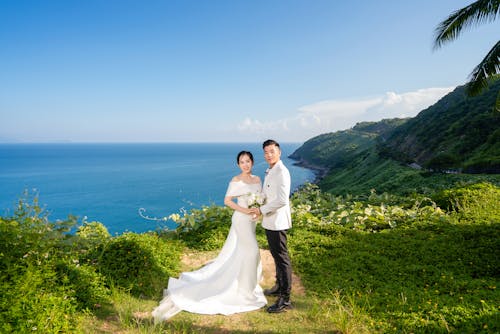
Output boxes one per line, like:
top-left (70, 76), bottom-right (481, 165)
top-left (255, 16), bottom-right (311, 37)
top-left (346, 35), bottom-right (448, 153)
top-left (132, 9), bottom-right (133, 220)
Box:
top-left (236, 86), bottom-right (455, 142)
top-left (298, 98), bottom-right (381, 117)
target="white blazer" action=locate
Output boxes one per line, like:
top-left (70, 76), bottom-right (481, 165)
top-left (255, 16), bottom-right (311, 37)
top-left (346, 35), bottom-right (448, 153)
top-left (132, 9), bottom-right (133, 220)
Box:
top-left (260, 160), bottom-right (292, 231)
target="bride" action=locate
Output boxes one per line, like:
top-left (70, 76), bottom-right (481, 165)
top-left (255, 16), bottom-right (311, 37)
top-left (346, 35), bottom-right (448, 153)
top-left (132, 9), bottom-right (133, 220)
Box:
top-left (152, 150), bottom-right (267, 322)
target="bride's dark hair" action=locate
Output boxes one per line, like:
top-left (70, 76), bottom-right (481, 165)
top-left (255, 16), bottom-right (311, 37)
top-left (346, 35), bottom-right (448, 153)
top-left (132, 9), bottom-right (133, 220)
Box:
top-left (237, 151), bottom-right (254, 164)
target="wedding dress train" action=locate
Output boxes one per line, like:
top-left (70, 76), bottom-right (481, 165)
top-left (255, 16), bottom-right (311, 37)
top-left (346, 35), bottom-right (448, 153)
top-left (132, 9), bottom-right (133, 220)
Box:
top-left (152, 181), bottom-right (267, 321)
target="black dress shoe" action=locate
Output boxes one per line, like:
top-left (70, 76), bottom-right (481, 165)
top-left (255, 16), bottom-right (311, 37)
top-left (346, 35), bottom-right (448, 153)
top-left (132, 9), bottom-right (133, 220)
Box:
top-left (267, 296), bottom-right (293, 313)
top-left (263, 284), bottom-right (280, 296)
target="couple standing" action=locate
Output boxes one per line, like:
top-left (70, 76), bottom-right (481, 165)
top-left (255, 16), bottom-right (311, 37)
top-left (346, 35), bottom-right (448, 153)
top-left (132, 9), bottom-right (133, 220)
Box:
top-left (152, 139), bottom-right (293, 322)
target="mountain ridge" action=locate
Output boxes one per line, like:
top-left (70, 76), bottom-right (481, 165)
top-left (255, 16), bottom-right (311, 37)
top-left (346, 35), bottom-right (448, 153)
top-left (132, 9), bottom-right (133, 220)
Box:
top-left (290, 80), bottom-right (500, 194)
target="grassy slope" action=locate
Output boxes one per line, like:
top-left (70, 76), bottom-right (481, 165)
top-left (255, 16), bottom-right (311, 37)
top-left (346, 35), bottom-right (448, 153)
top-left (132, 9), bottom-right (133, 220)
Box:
top-left (289, 118), bottom-right (407, 170)
top-left (319, 148), bottom-right (500, 196)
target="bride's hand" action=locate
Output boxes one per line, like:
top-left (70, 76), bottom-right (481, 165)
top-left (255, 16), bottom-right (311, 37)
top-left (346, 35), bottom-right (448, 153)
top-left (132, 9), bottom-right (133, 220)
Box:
top-left (248, 208), bottom-right (260, 220)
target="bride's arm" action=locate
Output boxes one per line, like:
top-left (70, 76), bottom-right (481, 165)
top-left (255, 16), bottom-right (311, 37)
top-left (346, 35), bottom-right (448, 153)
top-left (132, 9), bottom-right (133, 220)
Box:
top-left (224, 196), bottom-right (252, 214)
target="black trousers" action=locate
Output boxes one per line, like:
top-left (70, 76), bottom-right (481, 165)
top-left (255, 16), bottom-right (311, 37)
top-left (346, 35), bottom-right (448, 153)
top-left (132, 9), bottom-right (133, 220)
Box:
top-left (265, 229), bottom-right (292, 296)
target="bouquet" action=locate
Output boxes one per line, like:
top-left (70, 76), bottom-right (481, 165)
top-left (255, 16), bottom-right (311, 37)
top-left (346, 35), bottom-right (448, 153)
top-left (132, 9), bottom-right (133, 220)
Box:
top-left (247, 191), bottom-right (266, 208)
top-left (246, 191), bottom-right (266, 221)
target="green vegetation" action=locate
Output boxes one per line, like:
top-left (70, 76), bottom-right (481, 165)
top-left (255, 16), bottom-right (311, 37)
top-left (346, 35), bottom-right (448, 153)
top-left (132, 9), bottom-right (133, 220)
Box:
top-left (289, 118), bottom-right (408, 170)
top-left (289, 183), bottom-right (499, 333)
top-left (318, 148), bottom-right (500, 197)
top-left (0, 193), bottom-right (183, 333)
top-left (1, 182), bottom-right (498, 333)
top-left (384, 80), bottom-right (500, 173)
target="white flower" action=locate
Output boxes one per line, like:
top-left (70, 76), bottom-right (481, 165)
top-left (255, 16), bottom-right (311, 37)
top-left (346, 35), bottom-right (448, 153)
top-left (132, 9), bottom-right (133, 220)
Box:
top-left (247, 192), bottom-right (266, 208)
top-left (168, 213), bottom-right (181, 222)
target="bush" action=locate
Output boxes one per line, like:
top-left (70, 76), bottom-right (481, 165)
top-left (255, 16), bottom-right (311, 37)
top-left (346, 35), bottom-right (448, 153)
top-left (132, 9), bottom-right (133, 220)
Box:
top-left (291, 183), bottom-right (447, 232)
top-left (425, 152), bottom-right (460, 170)
top-left (0, 263), bottom-right (78, 333)
top-left (169, 205), bottom-right (234, 250)
top-left (56, 261), bottom-right (109, 310)
top-left (92, 232), bottom-right (183, 297)
top-left (432, 182), bottom-right (500, 223)
top-left (0, 196), bottom-right (85, 332)
top-left (76, 221), bottom-right (111, 248)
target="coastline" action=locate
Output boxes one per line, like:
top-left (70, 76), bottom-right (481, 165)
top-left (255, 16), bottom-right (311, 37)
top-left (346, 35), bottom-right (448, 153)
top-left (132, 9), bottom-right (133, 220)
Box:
top-left (288, 156), bottom-right (329, 184)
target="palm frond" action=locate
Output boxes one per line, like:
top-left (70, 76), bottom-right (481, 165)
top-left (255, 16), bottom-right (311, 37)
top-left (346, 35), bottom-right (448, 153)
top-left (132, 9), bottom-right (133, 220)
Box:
top-left (433, 0), bottom-right (500, 50)
top-left (466, 40), bottom-right (500, 96)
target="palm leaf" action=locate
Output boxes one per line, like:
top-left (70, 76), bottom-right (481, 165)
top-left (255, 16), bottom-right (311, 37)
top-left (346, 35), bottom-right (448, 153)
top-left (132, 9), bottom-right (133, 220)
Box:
top-left (433, 0), bottom-right (500, 49)
top-left (466, 40), bottom-right (500, 96)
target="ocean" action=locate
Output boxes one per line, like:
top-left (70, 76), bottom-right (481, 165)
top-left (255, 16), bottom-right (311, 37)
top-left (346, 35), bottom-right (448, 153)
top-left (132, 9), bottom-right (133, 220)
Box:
top-left (0, 143), bottom-right (315, 234)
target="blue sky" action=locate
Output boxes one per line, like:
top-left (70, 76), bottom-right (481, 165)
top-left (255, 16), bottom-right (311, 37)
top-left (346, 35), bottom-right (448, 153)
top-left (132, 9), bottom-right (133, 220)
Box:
top-left (0, 0), bottom-right (498, 143)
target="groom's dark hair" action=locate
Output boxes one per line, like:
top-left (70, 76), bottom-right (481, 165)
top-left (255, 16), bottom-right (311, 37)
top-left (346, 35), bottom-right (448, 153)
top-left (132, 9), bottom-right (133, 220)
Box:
top-left (263, 139), bottom-right (280, 149)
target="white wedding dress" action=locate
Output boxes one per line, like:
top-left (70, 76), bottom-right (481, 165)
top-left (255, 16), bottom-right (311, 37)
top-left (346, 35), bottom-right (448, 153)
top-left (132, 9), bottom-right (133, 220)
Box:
top-left (152, 180), bottom-right (267, 322)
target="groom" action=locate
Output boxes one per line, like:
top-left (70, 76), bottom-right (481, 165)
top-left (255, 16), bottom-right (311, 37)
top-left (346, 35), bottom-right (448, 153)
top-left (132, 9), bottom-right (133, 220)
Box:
top-left (251, 139), bottom-right (293, 313)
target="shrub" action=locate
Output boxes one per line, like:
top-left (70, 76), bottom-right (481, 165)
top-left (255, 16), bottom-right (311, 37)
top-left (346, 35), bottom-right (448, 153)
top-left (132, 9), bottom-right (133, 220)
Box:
top-left (169, 205), bottom-right (234, 250)
top-left (56, 261), bottom-right (109, 310)
top-left (432, 182), bottom-right (500, 223)
top-left (0, 263), bottom-right (78, 333)
top-left (92, 232), bottom-right (183, 297)
top-left (76, 221), bottom-right (111, 248)
top-left (291, 183), bottom-right (447, 232)
top-left (0, 196), bottom-right (84, 332)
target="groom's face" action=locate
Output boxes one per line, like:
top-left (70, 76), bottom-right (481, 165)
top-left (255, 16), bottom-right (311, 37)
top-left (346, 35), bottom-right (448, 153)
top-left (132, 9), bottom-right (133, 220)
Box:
top-left (264, 144), bottom-right (281, 167)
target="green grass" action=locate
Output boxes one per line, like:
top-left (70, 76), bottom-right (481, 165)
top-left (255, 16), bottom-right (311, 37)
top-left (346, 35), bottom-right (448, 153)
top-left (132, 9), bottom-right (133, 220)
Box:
top-left (291, 222), bottom-right (499, 333)
top-left (319, 149), bottom-right (500, 196)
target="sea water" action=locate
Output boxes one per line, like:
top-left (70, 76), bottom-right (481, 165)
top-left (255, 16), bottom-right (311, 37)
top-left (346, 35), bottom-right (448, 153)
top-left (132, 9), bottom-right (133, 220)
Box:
top-left (0, 143), bottom-right (314, 234)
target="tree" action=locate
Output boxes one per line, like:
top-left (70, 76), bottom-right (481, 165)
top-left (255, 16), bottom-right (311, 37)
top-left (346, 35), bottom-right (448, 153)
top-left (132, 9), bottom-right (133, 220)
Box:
top-left (433, 0), bottom-right (500, 111)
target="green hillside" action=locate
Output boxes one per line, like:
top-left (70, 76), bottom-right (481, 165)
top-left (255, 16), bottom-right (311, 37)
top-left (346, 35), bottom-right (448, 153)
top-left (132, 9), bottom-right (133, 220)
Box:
top-left (318, 147), bottom-right (500, 196)
top-left (291, 81), bottom-right (500, 195)
top-left (289, 118), bottom-right (407, 169)
top-left (382, 80), bottom-right (500, 173)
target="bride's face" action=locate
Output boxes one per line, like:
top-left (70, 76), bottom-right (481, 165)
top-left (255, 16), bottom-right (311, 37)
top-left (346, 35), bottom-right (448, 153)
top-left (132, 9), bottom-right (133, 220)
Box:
top-left (238, 154), bottom-right (253, 174)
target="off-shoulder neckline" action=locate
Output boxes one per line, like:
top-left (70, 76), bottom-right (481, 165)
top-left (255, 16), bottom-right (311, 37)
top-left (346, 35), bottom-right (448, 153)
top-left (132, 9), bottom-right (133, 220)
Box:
top-left (230, 174), bottom-right (261, 185)
top-left (230, 180), bottom-right (261, 185)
